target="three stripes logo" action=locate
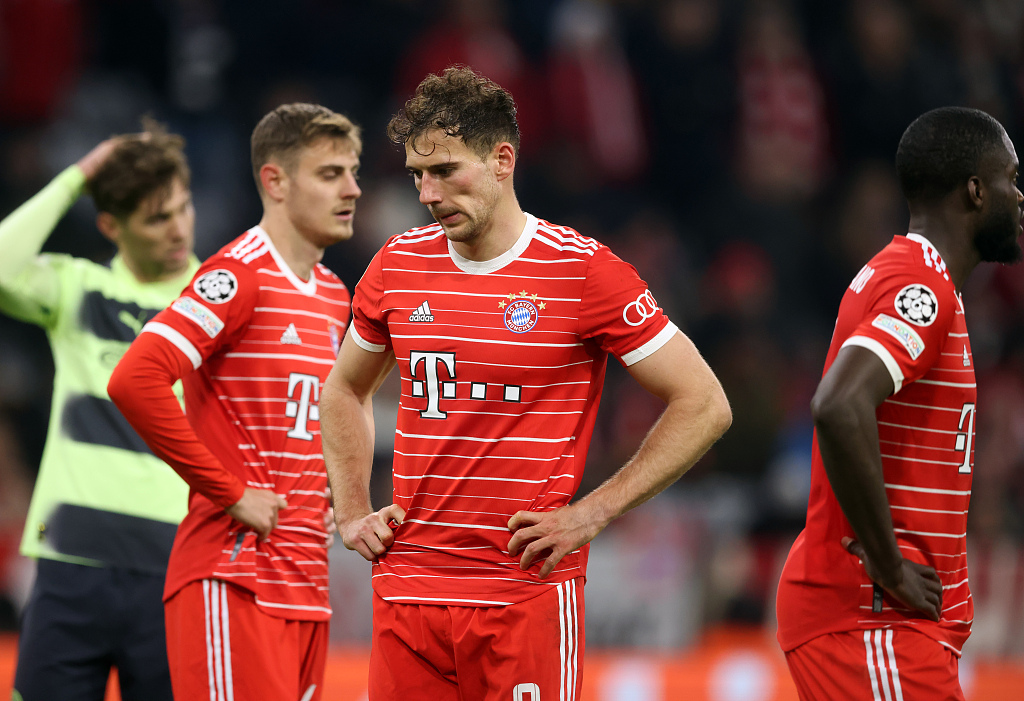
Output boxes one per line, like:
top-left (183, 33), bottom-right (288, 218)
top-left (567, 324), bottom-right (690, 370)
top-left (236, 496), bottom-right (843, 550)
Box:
top-left (280, 323), bottom-right (302, 345)
top-left (409, 301), bottom-right (434, 322)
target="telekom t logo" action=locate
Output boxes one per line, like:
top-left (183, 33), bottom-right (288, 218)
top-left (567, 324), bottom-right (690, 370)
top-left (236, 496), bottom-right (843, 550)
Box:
top-left (286, 372), bottom-right (320, 440)
top-left (410, 351), bottom-right (456, 419)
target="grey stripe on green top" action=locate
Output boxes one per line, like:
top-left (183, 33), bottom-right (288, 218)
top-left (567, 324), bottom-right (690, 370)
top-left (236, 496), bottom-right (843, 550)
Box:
top-left (0, 165), bottom-right (199, 573)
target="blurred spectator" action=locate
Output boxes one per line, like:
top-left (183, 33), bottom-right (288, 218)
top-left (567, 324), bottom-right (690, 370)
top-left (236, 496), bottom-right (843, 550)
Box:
top-left (0, 0), bottom-right (83, 124)
top-left (546, 0), bottom-right (648, 188)
top-left (734, 0), bottom-right (831, 205)
top-left (825, 0), bottom-right (962, 166)
top-left (627, 0), bottom-right (736, 215)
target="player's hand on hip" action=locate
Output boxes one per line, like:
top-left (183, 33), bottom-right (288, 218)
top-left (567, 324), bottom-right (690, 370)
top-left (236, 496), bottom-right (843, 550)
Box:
top-left (339, 503), bottom-right (406, 562)
top-left (842, 537), bottom-right (943, 621)
top-left (507, 505), bottom-right (602, 580)
top-left (226, 488), bottom-right (289, 541)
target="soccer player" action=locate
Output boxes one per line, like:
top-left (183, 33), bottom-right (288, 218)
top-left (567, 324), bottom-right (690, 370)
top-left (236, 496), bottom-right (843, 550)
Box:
top-left (107, 104), bottom-right (361, 701)
top-left (2, 126), bottom-right (197, 701)
top-left (319, 67), bottom-right (733, 700)
top-left (776, 107), bottom-right (1022, 700)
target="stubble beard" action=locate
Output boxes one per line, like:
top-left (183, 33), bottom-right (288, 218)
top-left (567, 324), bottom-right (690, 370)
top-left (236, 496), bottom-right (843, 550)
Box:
top-left (975, 204), bottom-right (1023, 264)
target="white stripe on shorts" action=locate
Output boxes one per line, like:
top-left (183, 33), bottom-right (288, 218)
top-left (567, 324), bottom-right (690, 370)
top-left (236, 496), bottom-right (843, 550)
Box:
top-left (557, 581), bottom-right (579, 701)
top-left (203, 580), bottom-right (234, 701)
top-left (864, 629), bottom-right (904, 701)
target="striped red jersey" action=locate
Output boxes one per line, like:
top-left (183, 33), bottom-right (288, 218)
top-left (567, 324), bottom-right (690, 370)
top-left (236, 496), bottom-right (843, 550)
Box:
top-left (350, 214), bottom-right (677, 606)
top-left (142, 226), bottom-right (349, 620)
top-left (778, 233), bottom-right (976, 654)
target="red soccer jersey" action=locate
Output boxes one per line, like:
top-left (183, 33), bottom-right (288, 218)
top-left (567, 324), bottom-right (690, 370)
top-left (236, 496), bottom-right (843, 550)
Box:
top-left (350, 214), bottom-right (676, 606)
top-left (141, 227), bottom-right (350, 620)
top-left (777, 233), bottom-right (976, 655)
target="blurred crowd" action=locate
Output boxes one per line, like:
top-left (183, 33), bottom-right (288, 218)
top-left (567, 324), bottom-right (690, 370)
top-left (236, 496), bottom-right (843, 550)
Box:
top-left (1, 0), bottom-right (1023, 656)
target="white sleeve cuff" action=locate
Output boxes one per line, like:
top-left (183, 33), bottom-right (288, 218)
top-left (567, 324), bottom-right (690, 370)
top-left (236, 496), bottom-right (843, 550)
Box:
top-left (349, 324), bottom-right (386, 353)
top-left (142, 322), bottom-right (203, 370)
top-left (841, 335), bottom-right (904, 393)
top-left (621, 321), bottom-right (679, 366)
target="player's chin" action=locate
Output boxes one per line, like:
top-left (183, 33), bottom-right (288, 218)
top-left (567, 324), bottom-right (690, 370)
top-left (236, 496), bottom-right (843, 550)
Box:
top-left (321, 222), bottom-right (355, 245)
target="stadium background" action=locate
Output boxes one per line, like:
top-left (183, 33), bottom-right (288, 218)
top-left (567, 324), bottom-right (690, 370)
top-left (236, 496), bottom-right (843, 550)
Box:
top-left (1, 0), bottom-right (1024, 698)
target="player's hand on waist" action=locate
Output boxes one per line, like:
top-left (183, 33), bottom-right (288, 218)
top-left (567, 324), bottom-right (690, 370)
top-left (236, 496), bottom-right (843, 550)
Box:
top-left (226, 487), bottom-right (289, 541)
top-left (507, 504), bottom-right (604, 580)
top-left (842, 536), bottom-right (943, 621)
top-left (338, 503), bottom-right (406, 562)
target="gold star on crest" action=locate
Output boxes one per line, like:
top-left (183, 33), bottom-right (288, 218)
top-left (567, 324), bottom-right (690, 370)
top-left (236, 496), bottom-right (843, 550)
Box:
top-left (519, 289), bottom-right (528, 297)
top-left (507, 292), bottom-right (516, 300)
top-left (531, 294), bottom-right (538, 302)
top-left (538, 301), bottom-right (546, 310)
top-left (498, 300), bottom-right (507, 309)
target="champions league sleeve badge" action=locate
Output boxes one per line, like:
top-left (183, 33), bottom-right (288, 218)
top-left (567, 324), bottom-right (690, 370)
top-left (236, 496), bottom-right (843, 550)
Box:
top-left (193, 269), bottom-right (238, 304)
top-left (498, 290), bottom-right (545, 333)
top-left (894, 283), bottom-right (938, 326)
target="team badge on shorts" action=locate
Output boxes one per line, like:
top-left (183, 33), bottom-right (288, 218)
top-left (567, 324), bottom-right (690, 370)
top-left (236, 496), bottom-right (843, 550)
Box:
top-left (193, 269), bottom-right (238, 304)
top-left (499, 290), bottom-right (544, 333)
top-left (894, 283), bottom-right (938, 326)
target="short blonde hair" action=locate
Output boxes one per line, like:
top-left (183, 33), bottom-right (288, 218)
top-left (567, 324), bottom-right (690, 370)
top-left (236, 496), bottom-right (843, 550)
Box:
top-left (250, 103), bottom-right (362, 193)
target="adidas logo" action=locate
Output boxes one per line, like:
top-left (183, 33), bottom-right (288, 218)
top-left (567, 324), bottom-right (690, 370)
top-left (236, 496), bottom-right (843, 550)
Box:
top-left (280, 323), bottom-right (302, 345)
top-left (409, 301), bottom-right (434, 322)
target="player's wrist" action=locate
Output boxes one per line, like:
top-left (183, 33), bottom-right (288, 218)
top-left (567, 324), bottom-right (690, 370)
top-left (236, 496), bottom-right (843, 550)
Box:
top-left (874, 555), bottom-right (905, 590)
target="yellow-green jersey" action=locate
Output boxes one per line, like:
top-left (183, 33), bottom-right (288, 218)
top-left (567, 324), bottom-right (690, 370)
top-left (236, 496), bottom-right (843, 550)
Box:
top-left (0, 165), bottom-right (198, 572)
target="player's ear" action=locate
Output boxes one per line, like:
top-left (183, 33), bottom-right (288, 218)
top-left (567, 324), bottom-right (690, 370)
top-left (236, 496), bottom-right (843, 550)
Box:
top-left (95, 211), bottom-right (121, 244)
top-left (967, 175), bottom-right (984, 209)
top-left (493, 142), bottom-right (516, 183)
top-left (260, 161), bottom-right (288, 202)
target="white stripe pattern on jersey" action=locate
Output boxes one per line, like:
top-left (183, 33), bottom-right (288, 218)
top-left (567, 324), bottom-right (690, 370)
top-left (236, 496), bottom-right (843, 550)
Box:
top-left (864, 629), bottom-right (904, 701)
top-left (203, 579), bottom-right (234, 701)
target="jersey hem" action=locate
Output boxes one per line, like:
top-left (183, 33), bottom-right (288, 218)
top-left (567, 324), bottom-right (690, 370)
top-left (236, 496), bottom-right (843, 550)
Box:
top-left (842, 335), bottom-right (904, 392)
top-left (350, 324), bottom-right (386, 352)
top-left (621, 321), bottom-right (677, 366)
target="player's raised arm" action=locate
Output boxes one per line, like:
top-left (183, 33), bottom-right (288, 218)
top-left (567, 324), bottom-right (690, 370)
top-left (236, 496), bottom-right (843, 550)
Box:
top-left (320, 330), bottom-right (401, 561)
top-left (508, 330), bottom-right (732, 578)
top-left (811, 345), bottom-right (943, 620)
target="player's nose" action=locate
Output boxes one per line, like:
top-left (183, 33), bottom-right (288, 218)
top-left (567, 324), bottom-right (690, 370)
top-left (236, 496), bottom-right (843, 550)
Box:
top-left (340, 172), bottom-right (361, 200)
top-left (418, 174), bottom-right (441, 205)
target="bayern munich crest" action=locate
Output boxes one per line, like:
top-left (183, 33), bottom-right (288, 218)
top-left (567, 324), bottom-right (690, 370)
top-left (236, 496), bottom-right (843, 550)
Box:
top-left (499, 290), bottom-right (545, 333)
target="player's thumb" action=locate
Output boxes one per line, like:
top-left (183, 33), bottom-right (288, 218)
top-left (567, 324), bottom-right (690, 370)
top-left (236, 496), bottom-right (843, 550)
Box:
top-left (841, 536), bottom-right (865, 560)
top-left (276, 495), bottom-right (289, 510)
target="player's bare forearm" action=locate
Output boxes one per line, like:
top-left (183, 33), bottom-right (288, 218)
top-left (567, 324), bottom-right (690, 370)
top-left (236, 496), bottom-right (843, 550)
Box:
top-left (320, 332), bottom-right (403, 560)
top-left (508, 332), bottom-right (731, 578)
top-left (320, 365), bottom-right (375, 523)
top-left (813, 346), bottom-right (944, 619)
top-left (812, 346), bottom-right (903, 583)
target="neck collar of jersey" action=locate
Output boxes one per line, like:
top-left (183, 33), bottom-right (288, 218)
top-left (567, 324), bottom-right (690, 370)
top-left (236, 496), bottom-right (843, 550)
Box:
top-left (906, 231), bottom-right (962, 305)
top-left (250, 225), bottom-right (317, 296)
top-left (905, 232), bottom-right (938, 251)
top-left (448, 213), bottom-right (537, 275)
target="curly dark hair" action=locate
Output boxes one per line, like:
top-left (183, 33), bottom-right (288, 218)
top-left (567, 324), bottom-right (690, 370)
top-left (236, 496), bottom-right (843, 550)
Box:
top-left (89, 117), bottom-right (190, 219)
top-left (387, 66), bottom-right (520, 157)
top-left (896, 107), bottom-right (1007, 203)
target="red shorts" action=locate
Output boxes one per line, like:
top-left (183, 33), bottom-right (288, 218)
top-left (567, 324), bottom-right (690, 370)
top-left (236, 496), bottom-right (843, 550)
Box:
top-left (165, 579), bottom-right (328, 701)
top-left (785, 628), bottom-right (964, 701)
top-left (369, 578), bottom-right (584, 701)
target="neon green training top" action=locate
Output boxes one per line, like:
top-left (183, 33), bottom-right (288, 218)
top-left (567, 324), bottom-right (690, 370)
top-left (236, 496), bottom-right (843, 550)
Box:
top-left (0, 165), bottom-right (199, 572)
